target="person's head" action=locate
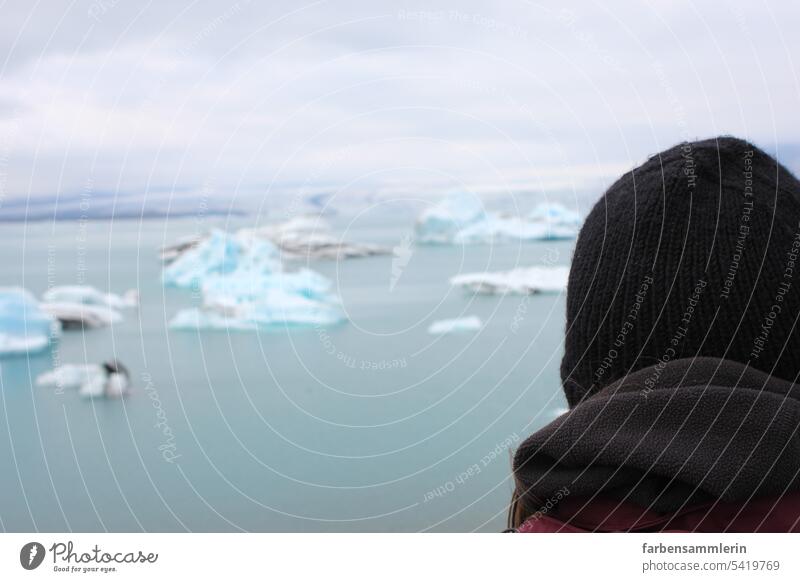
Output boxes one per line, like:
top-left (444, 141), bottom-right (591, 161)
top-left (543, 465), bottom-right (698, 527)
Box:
top-left (508, 136), bottom-right (800, 529)
top-left (561, 136), bottom-right (800, 408)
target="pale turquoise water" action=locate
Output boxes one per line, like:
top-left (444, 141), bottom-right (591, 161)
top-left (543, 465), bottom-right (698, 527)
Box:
top-left (0, 210), bottom-right (570, 532)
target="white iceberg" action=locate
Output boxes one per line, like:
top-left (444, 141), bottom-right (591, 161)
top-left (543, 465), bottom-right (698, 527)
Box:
top-left (0, 288), bottom-right (60, 356)
top-left (452, 215), bottom-right (551, 244)
top-left (450, 266), bottom-right (569, 295)
top-left (416, 195), bottom-right (582, 244)
top-left (427, 316), bottom-right (483, 335)
top-left (36, 364), bottom-right (103, 391)
top-left (42, 285), bottom-right (139, 309)
top-left (36, 360), bottom-right (131, 398)
top-left (40, 302), bottom-right (123, 329)
top-left (165, 228), bottom-right (344, 330)
top-left (245, 216), bottom-right (389, 260)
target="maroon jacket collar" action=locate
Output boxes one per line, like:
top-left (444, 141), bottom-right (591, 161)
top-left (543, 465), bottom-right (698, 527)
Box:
top-left (517, 491), bottom-right (800, 532)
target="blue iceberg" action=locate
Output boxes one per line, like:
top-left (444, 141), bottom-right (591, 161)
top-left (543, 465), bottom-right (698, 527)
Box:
top-left (166, 229), bottom-right (344, 330)
top-left (162, 229), bottom-right (248, 288)
top-left (0, 288), bottom-right (61, 356)
top-left (416, 194), bottom-right (582, 244)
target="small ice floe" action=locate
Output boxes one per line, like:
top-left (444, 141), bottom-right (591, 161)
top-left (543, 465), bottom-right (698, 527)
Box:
top-left (42, 285), bottom-right (139, 309)
top-left (415, 193), bottom-right (582, 244)
top-left (36, 359), bottom-right (131, 398)
top-left (40, 302), bottom-right (123, 330)
top-left (0, 287), bottom-right (60, 356)
top-left (164, 228), bottom-right (345, 330)
top-left (427, 316), bottom-right (483, 335)
top-left (450, 266), bottom-right (569, 295)
top-left (244, 216), bottom-right (389, 260)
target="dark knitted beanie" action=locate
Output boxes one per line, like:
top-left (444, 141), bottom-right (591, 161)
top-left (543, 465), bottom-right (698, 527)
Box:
top-left (562, 136), bottom-right (800, 408)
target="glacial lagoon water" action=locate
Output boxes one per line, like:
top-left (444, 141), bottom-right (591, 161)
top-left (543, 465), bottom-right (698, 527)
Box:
top-left (0, 209), bottom-right (570, 532)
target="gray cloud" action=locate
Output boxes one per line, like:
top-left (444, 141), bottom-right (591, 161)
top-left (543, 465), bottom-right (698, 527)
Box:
top-left (0, 0), bottom-right (798, 209)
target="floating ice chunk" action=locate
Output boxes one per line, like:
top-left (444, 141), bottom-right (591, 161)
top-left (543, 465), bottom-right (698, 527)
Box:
top-left (453, 215), bottom-right (547, 244)
top-left (278, 232), bottom-right (388, 260)
top-left (451, 266), bottom-right (569, 295)
top-left (164, 226), bottom-right (346, 330)
top-left (416, 192), bottom-right (486, 244)
top-left (416, 195), bottom-right (582, 244)
top-left (36, 364), bottom-right (103, 390)
top-left (162, 229), bottom-right (245, 288)
top-left (42, 285), bottom-right (138, 309)
top-left (427, 316), bottom-right (483, 335)
top-left (0, 288), bottom-right (60, 356)
top-left (37, 360), bottom-right (131, 398)
top-left (453, 214), bottom-right (579, 243)
top-left (40, 302), bottom-right (123, 329)
top-left (246, 216), bottom-right (389, 260)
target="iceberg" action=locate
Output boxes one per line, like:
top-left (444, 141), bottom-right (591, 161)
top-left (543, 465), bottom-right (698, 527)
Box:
top-left (42, 285), bottom-right (139, 309)
top-left (190, 270), bottom-right (344, 330)
top-left (165, 227), bottom-right (345, 330)
top-left (36, 364), bottom-right (103, 391)
top-left (35, 360), bottom-right (131, 398)
top-left (0, 288), bottom-right (60, 356)
top-left (453, 215), bottom-right (551, 244)
top-left (162, 229), bottom-right (246, 288)
top-left (427, 316), bottom-right (483, 335)
top-left (416, 195), bottom-right (582, 244)
top-left (40, 302), bottom-right (123, 329)
top-left (245, 216), bottom-right (389, 260)
top-left (450, 266), bottom-right (569, 295)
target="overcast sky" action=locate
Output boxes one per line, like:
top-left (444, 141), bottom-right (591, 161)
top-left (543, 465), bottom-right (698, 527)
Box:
top-left (0, 0), bottom-right (798, 208)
